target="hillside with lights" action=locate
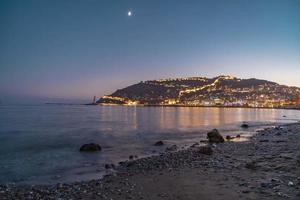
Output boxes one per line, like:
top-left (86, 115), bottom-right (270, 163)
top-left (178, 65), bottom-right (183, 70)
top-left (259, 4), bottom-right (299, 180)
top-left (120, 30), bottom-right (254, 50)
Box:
top-left (96, 75), bottom-right (300, 108)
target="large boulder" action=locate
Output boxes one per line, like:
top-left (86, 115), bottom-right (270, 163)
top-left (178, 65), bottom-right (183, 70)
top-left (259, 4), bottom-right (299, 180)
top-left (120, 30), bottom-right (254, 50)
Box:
top-left (80, 143), bottom-right (102, 152)
top-left (207, 129), bottom-right (225, 143)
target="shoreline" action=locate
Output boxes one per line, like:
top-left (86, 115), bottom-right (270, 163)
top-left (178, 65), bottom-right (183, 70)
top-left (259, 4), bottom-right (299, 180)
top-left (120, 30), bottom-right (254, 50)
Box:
top-left (94, 103), bottom-right (300, 111)
top-left (1, 123), bottom-right (300, 199)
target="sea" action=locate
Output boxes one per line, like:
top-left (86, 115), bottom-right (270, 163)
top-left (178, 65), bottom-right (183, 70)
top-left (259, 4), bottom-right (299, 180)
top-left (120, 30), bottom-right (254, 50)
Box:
top-left (0, 104), bottom-right (300, 185)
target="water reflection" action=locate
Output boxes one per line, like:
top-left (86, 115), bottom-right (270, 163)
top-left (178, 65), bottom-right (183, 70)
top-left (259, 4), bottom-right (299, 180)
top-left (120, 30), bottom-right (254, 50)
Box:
top-left (1, 105), bottom-right (300, 184)
top-left (98, 106), bottom-right (298, 133)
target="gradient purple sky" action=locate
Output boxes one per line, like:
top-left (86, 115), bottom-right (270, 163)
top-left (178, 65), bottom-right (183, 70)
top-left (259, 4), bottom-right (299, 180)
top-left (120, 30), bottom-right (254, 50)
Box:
top-left (0, 0), bottom-right (299, 102)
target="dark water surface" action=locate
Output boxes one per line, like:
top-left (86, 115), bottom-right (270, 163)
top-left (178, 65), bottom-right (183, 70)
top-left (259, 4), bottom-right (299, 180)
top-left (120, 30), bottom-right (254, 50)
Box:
top-left (0, 105), bottom-right (299, 185)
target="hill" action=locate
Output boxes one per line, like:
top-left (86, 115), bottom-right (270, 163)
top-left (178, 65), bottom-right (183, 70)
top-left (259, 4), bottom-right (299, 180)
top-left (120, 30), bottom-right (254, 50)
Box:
top-left (97, 75), bottom-right (300, 108)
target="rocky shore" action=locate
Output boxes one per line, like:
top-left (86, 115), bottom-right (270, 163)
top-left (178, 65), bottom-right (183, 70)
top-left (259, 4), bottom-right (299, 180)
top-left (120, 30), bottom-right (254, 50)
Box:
top-left (1, 123), bottom-right (300, 200)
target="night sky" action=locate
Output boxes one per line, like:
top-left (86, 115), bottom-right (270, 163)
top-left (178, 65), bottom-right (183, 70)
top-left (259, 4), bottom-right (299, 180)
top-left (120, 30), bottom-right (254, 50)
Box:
top-left (0, 0), bottom-right (299, 102)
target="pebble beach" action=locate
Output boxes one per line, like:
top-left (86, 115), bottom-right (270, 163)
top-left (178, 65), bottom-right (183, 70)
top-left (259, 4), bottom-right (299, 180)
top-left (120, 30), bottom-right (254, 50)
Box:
top-left (1, 123), bottom-right (300, 200)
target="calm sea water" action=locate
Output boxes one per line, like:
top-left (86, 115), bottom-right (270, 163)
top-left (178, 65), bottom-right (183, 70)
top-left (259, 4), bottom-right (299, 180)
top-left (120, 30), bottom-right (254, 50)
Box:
top-left (0, 105), bottom-right (299, 185)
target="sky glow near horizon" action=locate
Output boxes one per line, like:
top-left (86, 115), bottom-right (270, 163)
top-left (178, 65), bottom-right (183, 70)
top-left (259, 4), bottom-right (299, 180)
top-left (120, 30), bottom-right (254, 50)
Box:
top-left (0, 0), bottom-right (299, 102)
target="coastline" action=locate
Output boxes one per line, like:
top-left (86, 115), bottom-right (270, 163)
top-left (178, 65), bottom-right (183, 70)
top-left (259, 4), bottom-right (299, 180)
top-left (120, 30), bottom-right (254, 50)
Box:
top-left (94, 103), bottom-right (300, 111)
top-left (1, 123), bottom-right (300, 199)
top-left (144, 104), bottom-right (300, 111)
top-left (41, 102), bottom-right (300, 111)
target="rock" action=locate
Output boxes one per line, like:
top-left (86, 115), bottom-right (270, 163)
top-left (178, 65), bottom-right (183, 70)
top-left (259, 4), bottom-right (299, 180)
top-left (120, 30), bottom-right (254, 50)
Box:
top-left (259, 139), bottom-right (269, 143)
top-left (207, 129), bottom-right (225, 143)
top-left (198, 146), bottom-right (213, 155)
top-left (126, 161), bottom-right (135, 167)
top-left (241, 123), bottom-right (249, 128)
top-left (166, 145), bottom-right (178, 152)
top-left (261, 182), bottom-right (272, 188)
top-left (105, 164), bottom-right (114, 169)
top-left (200, 140), bottom-right (209, 143)
top-left (129, 155), bottom-right (134, 160)
top-left (280, 153), bottom-right (293, 160)
top-left (275, 140), bottom-right (286, 143)
top-left (283, 115), bottom-right (287, 117)
top-left (236, 134), bottom-right (241, 138)
top-left (154, 141), bottom-right (164, 146)
top-left (271, 178), bottom-right (281, 183)
top-left (226, 135), bottom-right (234, 140)
top-left (277, 192), bottom-right (290, 198)
top-left (245, 161), bottom-right (258, 170)
top-left (190, 143), bottom-right (199, 148)
top-left (288, 181), bottom-right (294, 186)
top-left (79, 143), bottom-right (101, 152)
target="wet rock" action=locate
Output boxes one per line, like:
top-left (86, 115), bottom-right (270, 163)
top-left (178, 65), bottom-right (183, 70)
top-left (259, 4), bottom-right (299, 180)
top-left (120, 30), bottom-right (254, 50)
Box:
top-left (198, 146), bottom-right (213, 155)
top-left (277, 192), bottom-right (290, 198)
top-left (242, 190), bottom-right (250, 193)
top-left (154, 141), bottom-right (164, 146)
top-left (280, 153), bottom-right (293, 160)
top-left (271, 178), bottom-right (281, 183)
top-left (126, 161), bottom-right (135, 167)
top-left (261, 182), bottom-right (272, 188)
top-left (245, 161), bottom-right (258, 170)
top-left (200, 140), bottom-right (209, 143)
top-left (166, 145), bottom-right (178, 152)
top-left (105, 164), bottom-right (114, 169)
top-left (226, 135), bottom-right (234, 140)
top-left (207, 129), bottom-right (225, 143)
top-left (259, 139), bottom-right (269, 143)
top-left (241, 123), bottom-right (249, 128)
top-left (288, 181), bottom-right (294, 187)
top-left (190, 143), bottom-right (199, 148)
top-left (79, 143), bottom-right (101, 152)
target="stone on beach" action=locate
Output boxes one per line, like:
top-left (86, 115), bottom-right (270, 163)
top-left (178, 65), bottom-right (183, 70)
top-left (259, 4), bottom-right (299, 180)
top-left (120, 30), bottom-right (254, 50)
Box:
top-left (198, 146), bottom-right (213, 155)
top-left (105, 164), bottom-right (115, 169)
top-left (166, 145), bottom-right (178, 152)
top-left (3, 123), bottom-right (300, 200)
top-left (241, 123), bottom-right (249, 128)
top-left (226, 135), bottom-right (234, 140)
top-left (190, 143), bottom-right (199, 148)
top-left (79, 143), bottom-right (102, 152)
top-left (200, 140), bottom-right (209, 143)
top-left (154, 141), bottom-right (164, 146)
top-left (245, 161), bottom-right (258, 170)
top-left (207, 129), bottom-right (225, 143)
